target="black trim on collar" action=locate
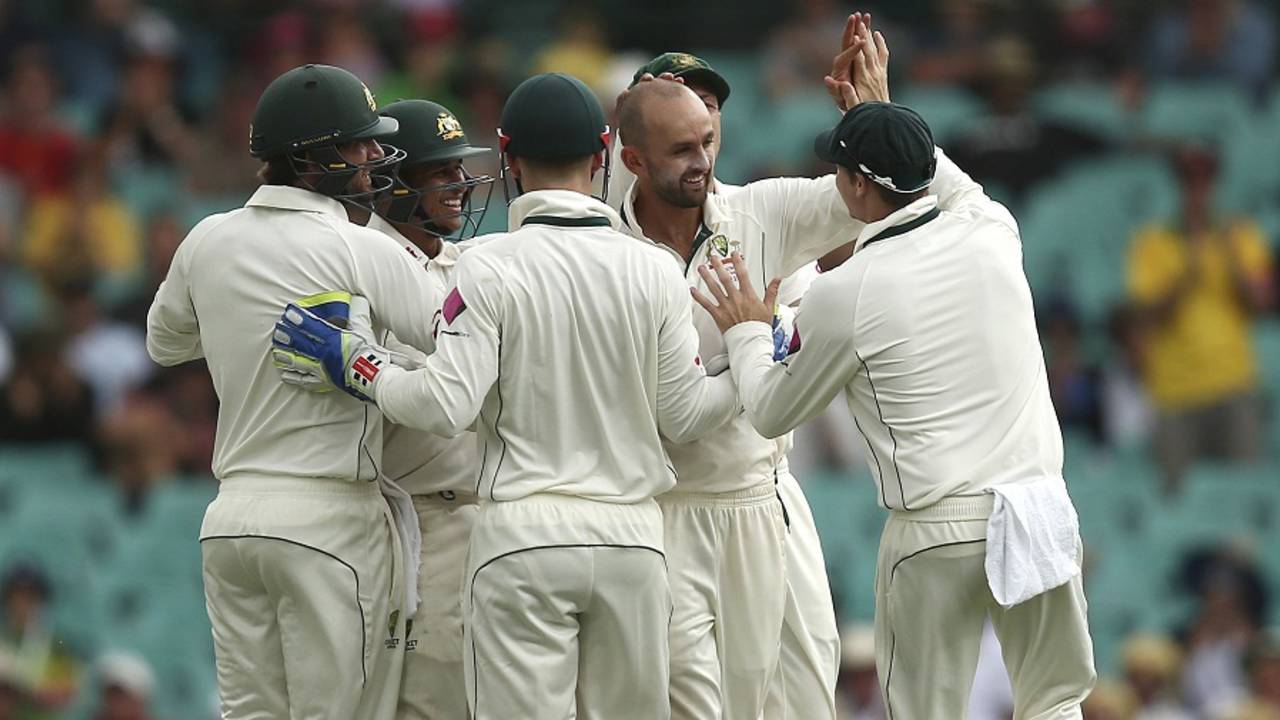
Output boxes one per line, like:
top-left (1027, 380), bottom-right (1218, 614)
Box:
top-left (521, 214), bottom-right (612, 228)
top-left (861, 206), bottom-right (942, 250)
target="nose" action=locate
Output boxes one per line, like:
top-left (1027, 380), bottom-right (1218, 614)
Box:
top-left (365, 140), bottom-right (385, 161)
top-left (693, 147), bottom-right (711, 174)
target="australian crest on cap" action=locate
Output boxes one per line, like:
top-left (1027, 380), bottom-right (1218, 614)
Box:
top-left (670, 52), bottom-right (699, 69)
top-left (437, 112), bottom-right (464, 140)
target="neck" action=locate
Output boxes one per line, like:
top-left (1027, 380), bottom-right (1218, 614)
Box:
top-left (522, 176), bottom-right (595, 196)
top-left (392, 220), bottom-right (443, 258)
top-left (344, 204), bottom-right (371, 224)
top-left (632, 182), bottom-right (703, 262)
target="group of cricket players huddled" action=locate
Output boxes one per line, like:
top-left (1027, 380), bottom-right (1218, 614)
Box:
top-left (144, 10), bottom-right (1098, 720)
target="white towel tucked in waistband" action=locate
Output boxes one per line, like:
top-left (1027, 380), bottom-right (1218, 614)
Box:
top-left (378, 474), bottom-right (422, 617)
top-left (984, 477), bottom-right (1081, 608)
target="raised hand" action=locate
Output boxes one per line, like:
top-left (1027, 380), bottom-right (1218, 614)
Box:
top-left (690, 252), bottom-right (782, 334)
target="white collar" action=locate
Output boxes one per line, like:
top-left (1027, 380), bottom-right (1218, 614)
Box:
top-left (507, 189), bottom-right (622, 231)
top-left (365, 213), bottom-right (432, 267)
top-left (618, 178), bottom-right (731, 244)
top-left (853, 195), bottom-right (940, 253)
top-left (246, 185), bottom-right (350, 220)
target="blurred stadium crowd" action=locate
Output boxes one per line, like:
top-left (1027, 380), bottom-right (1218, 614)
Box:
top-left (0, 0), bottom-right (1278, 718)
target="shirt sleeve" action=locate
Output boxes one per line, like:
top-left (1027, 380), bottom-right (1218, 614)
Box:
top-left (146, 236), bottom-right (203, 366)
top-left (929, 148), bottom-right (1019, 235)
top-left (655, 267), bottom-right (741, 443)
top-left (750, 175), bottom-right (863, 278)
top-left (346, 227), bottom-right (444, 354)
top-left (372, 251), bottom-right (502, 437)
top-left (723, 279), bottom-right (859, 439)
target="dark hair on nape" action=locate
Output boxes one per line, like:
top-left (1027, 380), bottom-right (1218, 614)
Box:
top-left (257, 155), bottom-right (300, 186)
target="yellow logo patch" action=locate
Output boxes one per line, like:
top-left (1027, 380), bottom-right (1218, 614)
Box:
top-left (437, 112), bottom-right (464, 141)
top-left (362, 83), bottom-right (377, 112)
top-left (669, 53), bottom-right (700, 70)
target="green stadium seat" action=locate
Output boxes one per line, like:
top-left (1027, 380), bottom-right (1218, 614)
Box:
top-left (1019, 157), bottom-right (1178, 320)
top-left (895, 86), bottom-right (983, 146)
top-left (802, 468), bottom-right (882, 622)
top-left (1139, 83), bottom-right (1252, 145)
top-left (1254, 321), bottom-right (1280, 456)
top-left (1033, 81), bottom-right (1133, 142)
top-left (757, 90), bottom-right (841, 169)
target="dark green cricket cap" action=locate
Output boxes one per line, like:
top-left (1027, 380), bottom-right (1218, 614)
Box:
top-left (499, 73), bottom-right (608, 162)
top-left (631, 52), bottom-right (730, 107)
top-left (379, 99), bottom-right (489, 166)
top-left (249, 64), bottom-right (398, 159)
top-left (815, 102), bottom-right (937, 194)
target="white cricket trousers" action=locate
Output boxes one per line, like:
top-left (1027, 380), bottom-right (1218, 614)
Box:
top-left (200, 476), bottom-right (408, 720)
top-left (398, 492), bottom-right (479, 720)
top-left (660, 484), bottom-right (787, 720)
top-left (463, 495), bottom-right (671, 720)
top-left (764, 469), bottom-right (840, 720)
top-left (874, 495), bottom-right (1096, 719)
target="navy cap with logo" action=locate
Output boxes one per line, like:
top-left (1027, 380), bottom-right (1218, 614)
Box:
top-left (631, 52), bottom-right (731, 108)
top-left (814, 102), bottom-right (937, 194)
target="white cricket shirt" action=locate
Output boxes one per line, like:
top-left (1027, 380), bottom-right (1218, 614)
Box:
top-left (365, 213), bottom-right (480, 498)
top-left (146, 185), bottom-right (439, 482)
top-left (616, 177), bottom-right (861, 494)
top-left (724, 150), bottom-right (1065, 510)
top-left (372, 189), bottom-right (740, 503)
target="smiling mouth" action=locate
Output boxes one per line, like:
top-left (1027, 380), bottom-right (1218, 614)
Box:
top-left (442, 197), bottom-right (463, 210)
top-left (683, 175), bottom-right (707, 190)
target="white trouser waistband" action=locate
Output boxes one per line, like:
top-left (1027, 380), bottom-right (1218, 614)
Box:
top-left (218, 475), bottom-right (381, 497)
top-left (891, 494), bottom-right (994, 523)
top-left (658, 483), bottom-right (777, 508)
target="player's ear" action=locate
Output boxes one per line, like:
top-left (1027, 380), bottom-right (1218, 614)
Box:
top-left (591, 150), bottom-right (604, 175)
top-left (508, 156), bottom-right (524, 181)
top-left (853, 171), bottom-right (871, 199)
top-left (620, 146), bottom-right (643, 176)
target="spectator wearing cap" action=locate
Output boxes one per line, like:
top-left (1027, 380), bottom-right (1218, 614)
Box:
top-left (91, 652), bottom-right (155, 720)
top-left (1127, 144), bottom-right (1274, 490)
top-left (1121, 634), bottom-right (1195, 720)
top-left (691, 33), bottom-right (1094, 713)
top-left (0, 565), bottom-right (79, 712)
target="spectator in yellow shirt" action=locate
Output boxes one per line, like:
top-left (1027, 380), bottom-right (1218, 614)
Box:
top-left (1128, 145), bottom-right (1274, 490)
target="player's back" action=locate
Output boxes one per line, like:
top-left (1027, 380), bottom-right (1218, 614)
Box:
top-left (148, 185), bottom-right (435, 482)
top-left (466, 192), bottom-right (688, 503)
top-left (837, 203), bottom-right (1063, 508)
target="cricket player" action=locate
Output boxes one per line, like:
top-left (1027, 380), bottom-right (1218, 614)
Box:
top-left (692, 90), bottom-right (1098, 720)
top-left (365, 98), bottom-right (493, 719)
top-left (612, 74), bottom-right (859, 717)
top-left (146, 64), bottom-right (440, 720)
top-left (269, 72), bottom-right (741, 720)
top-left (612, 52), bottom-right (847, 720)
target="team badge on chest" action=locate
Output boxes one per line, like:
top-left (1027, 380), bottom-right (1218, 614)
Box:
top-left (704, 233), bottom-right (740, 261)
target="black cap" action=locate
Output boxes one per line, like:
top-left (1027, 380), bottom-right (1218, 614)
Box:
top-left (631, 52), bottom-right (730, 107)
top-left (380, 99), bottom-right (489, 166)
top-left (815, 102), bottom-right (936, 194)
top-left (499, 73), bottom-right (608, 162)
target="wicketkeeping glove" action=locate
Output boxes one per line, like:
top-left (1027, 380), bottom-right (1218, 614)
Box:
top-left (271, 300), bottom-right (391, 403)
